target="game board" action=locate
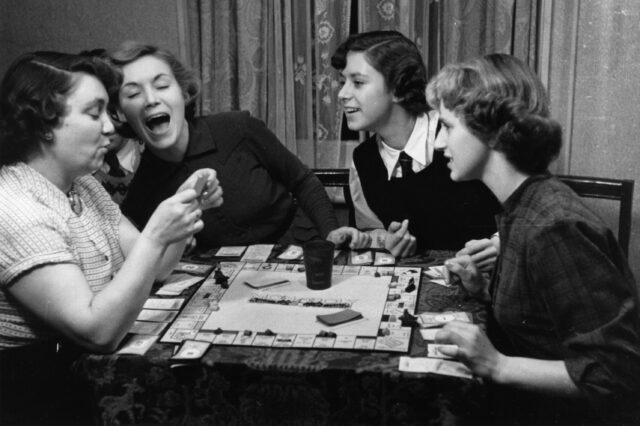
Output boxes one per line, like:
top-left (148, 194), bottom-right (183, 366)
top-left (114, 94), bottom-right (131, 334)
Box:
top-left (160, 261), bottom-right (422, 352)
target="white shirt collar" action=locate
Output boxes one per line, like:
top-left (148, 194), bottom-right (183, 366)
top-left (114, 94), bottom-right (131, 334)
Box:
top-left (376, 112), bottom-right (438, 180)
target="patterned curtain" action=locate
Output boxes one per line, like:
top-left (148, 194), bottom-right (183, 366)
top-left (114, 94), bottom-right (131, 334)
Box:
top-left (358, 0), bottom-right (538, 76)
top-left (186, 0), bottom-right (349, 168)
top-left (185, 0), bottom-right (538, 167)
top-left (439, 0), bottom-right (539, 68)
top-left (358, 0), bottom-right (437, 75)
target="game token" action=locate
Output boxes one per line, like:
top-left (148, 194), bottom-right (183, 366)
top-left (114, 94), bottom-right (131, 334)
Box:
top-left (399, 310), bottom-right (419, 328)
top-left (404, 278), bottom-right (416, 293)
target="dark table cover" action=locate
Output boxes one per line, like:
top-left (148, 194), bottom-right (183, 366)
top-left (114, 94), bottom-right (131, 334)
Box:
top-left (74, 250), bottom-right (488, 425)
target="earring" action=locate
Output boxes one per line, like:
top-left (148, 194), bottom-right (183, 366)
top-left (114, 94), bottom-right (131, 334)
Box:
top-left (44, 132), bottom-right (53, 141)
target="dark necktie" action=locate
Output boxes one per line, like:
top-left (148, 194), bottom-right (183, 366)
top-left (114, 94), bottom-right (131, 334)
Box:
top-left (398, 151), bottom-right (414, 178)
top-left (104, 152), bottom-right (126, 178)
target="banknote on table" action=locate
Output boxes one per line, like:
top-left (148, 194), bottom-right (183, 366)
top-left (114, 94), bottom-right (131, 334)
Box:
top-left (117, 335), bottom-right (159, 356)
top-left (419, 328), bottom-right (440, 341)
top-left (399, 356), bottom-right (473, 379)
top-left (427, 343), bottom-right (458, 359)
top-left (418, 311), bottom-right (471, 328)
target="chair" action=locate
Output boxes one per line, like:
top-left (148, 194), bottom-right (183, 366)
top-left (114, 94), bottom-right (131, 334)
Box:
top-left (557, 174), bottom-right (634, 256)
top-left (312, 168), bottom-right (355, 227)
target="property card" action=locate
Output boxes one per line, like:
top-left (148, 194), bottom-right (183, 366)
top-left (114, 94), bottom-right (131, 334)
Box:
top-left (316, 309), bottom-right (363, 326)
top-left (143, 298), bottom-right (186, 311)
top-left (418, 311), bottom-right (471, 328)
top-left (424, 265), bottom-right (446, 279)
top-left (136, 309), bottom-right (178, 323)
top-left (399, 356), bottom-right (440, 373)
top-left (215, 246), bottom-right (247, 257)
top-left (277, 245), bottom-right (303, 260)
top-left (424, 265), bottom-right (451, 287)
top-left (117, 334), bottom-right (159, 356)
top-left (156, 273), bottom-right (202, 296)
top-left (170, 339), bottom-right (211, 361)
top-left (374, 251), bottom-right (396, 266)
top-left (241, 244), bottom-right (274, 262)
top-left (174, 262), bottom-right (213, 276)
top-left (350, 250), bottom-right (373, 265)
top-left (398, 357), bottom-right (472, 379)
top-left (129, 321), bottom-right (167, 336)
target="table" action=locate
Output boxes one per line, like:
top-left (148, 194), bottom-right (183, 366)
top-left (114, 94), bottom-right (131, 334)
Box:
top-left (74, 250), bottom-right (488, 425)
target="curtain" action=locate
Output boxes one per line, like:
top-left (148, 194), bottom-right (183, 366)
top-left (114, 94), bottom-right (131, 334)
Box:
top-left (185, 0), bottom-right (538, 168)
top-left (359, 0), bottom-right (538, 77)
top-left (186, 0), bottom-right (350, 168)
top-left (439, 0), bottom-right (539, 69)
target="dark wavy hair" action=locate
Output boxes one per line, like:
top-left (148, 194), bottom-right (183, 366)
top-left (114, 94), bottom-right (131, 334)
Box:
top-left (331, 30), bottom-right (429, 116)
top-left (0, 51), bottom-right (120, 166)
top-left (426, 54), bottom-right (561, 174)
top-left (109, 41), bottom-right (200, 137)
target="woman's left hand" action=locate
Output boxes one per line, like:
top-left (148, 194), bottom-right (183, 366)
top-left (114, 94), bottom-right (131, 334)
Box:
top-left (178, 169), bottom-right (224, 210)
top-left (435, 321), bottom-right (505, 381)
top-left (385, 219), bottom-right (417, 258)
top-left (327, 226), bottom-right (372, 249)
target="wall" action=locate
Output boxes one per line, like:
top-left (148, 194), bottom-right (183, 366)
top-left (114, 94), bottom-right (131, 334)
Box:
top-left (0, 0), bottom-right (184, 76)
top-left (544, 0), bottom-right (640, 279)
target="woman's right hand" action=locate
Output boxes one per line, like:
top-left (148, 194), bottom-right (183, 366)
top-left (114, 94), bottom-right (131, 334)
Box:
top-left (142, 190), bottom-right (203, 246)
top-left (385, 219), bottom-right (417, 258)
top-left (444, 254), bottom-right (490, 300)
top-left (456, 234), bottom-right (499, 272)
top-left (177, 169), bottom-right (223, 210)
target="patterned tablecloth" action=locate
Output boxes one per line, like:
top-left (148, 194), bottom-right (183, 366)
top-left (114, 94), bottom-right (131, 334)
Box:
top-left (75, 250), bottom-right (488, 425)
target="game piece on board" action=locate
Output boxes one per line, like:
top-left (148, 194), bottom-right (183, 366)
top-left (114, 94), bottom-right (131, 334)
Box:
top-left (399, 310), bottom-right (419, 328)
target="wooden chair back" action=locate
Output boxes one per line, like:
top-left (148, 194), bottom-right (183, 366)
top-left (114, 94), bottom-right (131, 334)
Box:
top-left (557, 174), bottom-right (634, 256)
top-left (312, 169), bottom-right (355, 227)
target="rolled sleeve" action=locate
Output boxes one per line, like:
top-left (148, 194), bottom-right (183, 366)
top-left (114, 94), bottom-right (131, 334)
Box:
top-left (529, 221), bottom-right (640, 410)
top-left (0, 215), bottom-right (75, 286)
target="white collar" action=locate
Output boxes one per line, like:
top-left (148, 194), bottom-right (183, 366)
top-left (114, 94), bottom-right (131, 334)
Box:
top-left (376, 112), bottom-right (438, 180)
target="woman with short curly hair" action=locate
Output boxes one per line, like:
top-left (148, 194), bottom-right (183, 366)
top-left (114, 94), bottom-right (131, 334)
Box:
top-left (430, 53), bottom-right (640, 425)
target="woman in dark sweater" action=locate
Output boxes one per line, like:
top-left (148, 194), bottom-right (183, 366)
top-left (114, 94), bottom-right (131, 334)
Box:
top-left (110, 41), bottom-right (341, 249)
top-left (329, 31), bottom-right (499, 259)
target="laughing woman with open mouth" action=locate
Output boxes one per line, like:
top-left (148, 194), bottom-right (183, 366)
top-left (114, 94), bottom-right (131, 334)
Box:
top-left (109, 41), bottom-right (342, 251)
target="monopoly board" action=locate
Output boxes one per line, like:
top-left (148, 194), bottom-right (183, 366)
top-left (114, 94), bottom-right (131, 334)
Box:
top-left (160, 261), bottom-right (422, 352)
